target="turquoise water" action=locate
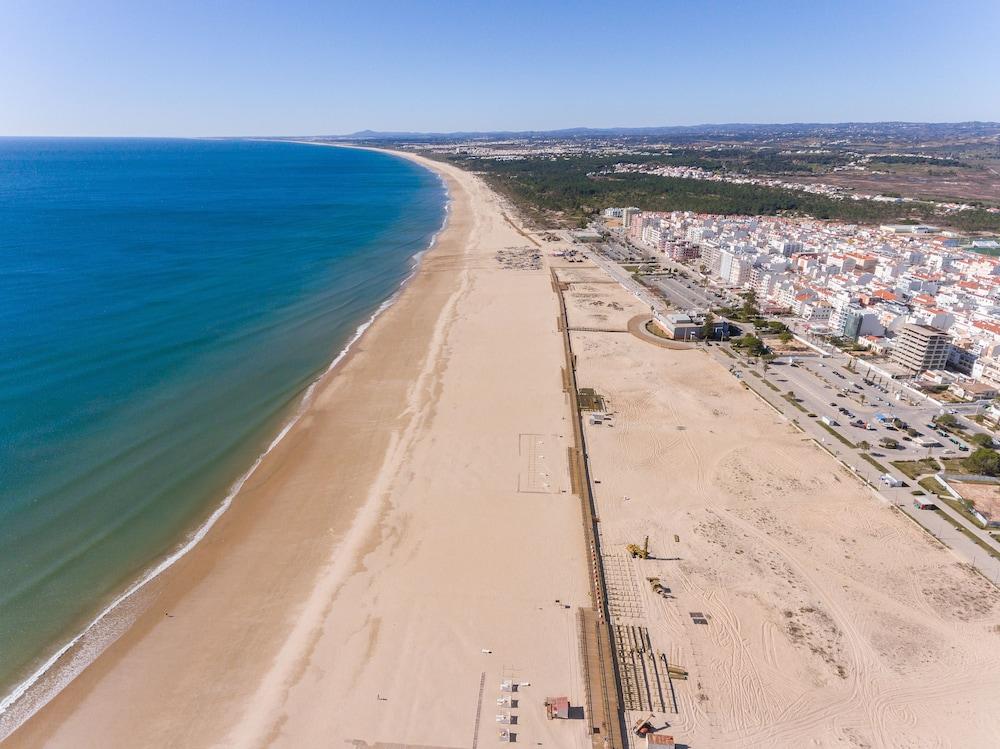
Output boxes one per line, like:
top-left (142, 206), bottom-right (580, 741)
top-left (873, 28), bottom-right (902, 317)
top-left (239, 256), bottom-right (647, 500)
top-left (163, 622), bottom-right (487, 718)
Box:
top-left (0, 138), bottom-right (446, 701)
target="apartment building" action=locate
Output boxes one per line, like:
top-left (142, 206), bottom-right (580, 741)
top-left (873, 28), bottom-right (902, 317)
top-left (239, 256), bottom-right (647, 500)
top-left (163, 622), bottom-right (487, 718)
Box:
top-left (890, 324), bottom-right (952, 373)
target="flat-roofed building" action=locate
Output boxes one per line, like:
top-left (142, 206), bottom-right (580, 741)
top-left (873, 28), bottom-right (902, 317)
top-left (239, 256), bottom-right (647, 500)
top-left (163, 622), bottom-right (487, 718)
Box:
top-left (891, 323), bottom-right (951, 373)
top-left (622, 206), bottom-right (641, 229)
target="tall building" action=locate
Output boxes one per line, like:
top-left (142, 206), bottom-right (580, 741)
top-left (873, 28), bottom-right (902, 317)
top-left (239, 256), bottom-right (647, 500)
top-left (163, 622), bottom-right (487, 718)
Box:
top-left (830, 304), bottom-right (883, 340)
top-left (622, 207), bottom-right (641, 229)
top-left (891, 324), bottom-right (951, 373)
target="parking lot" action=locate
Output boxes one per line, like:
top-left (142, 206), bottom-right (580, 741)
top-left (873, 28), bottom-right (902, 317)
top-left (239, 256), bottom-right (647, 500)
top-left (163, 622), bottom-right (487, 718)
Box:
top-left (766, 355), bottom-right (973, 461)
top-left (644, 273), bottom-right (724, 312)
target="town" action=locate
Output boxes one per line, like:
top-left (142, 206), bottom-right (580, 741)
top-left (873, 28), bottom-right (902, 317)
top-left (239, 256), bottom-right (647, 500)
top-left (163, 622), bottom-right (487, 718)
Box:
top-left (583, 206), bottom-right (1000, 551)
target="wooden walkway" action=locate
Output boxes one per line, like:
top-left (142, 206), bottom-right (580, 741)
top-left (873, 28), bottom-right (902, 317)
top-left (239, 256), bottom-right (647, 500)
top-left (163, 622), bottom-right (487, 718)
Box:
top-left (552, 268), bottom-right (627, 749)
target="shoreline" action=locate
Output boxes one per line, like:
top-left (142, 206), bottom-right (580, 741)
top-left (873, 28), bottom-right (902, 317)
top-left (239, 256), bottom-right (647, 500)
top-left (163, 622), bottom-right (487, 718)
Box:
top-left (0, 144), bottom-right (451, 741)
top-left (5, 147), bottom-right (594, 748)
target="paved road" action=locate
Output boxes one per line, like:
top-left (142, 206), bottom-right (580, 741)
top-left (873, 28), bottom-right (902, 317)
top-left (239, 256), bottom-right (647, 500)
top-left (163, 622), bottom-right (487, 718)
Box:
top-left (644, 275), bottom-right (720, 312)
top-left (772, 359), bottom-right (968, 462)
top-left (584, 248), bottom-right (668, 318)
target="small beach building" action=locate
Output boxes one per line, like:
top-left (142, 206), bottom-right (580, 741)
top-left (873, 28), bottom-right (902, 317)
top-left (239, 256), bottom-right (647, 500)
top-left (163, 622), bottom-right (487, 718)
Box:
top-left (544, 696), bottom-right (570, 720)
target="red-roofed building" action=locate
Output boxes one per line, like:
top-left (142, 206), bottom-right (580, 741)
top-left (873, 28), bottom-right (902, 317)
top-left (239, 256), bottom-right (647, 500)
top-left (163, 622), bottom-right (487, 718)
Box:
top-left (974, 320), bottom-right (1000, 338)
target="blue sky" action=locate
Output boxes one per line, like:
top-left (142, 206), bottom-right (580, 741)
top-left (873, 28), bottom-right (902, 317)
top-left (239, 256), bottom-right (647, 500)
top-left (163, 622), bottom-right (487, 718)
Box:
top-left (1, 0), bottom-right (998, 136)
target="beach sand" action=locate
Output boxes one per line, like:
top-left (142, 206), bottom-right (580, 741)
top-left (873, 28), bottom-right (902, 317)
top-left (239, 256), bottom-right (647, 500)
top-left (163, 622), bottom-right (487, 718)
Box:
top-left (5, 153), bottom-right (593, 748)
top-left (557, 261), bottom-right (1000, 747)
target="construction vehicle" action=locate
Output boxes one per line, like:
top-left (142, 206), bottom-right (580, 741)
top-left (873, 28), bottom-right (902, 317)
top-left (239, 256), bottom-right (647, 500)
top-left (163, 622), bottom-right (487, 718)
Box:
top-left (633, 715), bottom-right (655, 737)
top-left (647, 577), bottom-right (671, 598)
top-left (627, 536), bottom-right (650, 559)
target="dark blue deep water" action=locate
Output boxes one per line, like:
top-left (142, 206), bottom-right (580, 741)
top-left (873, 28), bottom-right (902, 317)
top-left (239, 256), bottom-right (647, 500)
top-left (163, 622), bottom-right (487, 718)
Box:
top-left (0, 138), bottom-right (446, 697)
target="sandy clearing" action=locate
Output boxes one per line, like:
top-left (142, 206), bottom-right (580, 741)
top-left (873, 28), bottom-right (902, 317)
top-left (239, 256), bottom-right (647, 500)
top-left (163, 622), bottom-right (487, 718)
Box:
top-left (565, 268), bottom-right (1000, 748)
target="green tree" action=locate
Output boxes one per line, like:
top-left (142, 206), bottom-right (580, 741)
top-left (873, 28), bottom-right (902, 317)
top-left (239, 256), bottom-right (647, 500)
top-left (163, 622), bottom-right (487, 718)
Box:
top-left (858, 440), bottom-right (871, 453)
top-left (970, 433), bottom-right (995, 448)
top-left (936, 414), bottom-right (958, 429)
top-left (732, 334), bottom-right (767, 357)
top-left (701, 312), bottom-right (716, 341)
top-left (778, 330), bottom-right (793, 344)
top-left (879, 437), bottom-right (899, 450)
top-left (963, 447), bottom-right (1000, 476)
top-left (741, 290), bottom-right (760, 319)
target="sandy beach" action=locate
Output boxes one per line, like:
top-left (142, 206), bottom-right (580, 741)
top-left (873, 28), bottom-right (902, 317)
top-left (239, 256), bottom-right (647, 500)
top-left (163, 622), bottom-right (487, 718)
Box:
top-left (5, 152), bottom-right (594, 747)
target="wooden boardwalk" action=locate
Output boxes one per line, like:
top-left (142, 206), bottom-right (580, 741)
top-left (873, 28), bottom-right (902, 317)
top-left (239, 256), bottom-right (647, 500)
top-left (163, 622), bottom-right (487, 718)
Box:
top-left (553, 268), bottom-right (627, 749)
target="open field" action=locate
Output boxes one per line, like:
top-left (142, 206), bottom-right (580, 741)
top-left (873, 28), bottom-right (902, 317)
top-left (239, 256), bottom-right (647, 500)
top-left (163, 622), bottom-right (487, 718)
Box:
top-left (796, 168), bottom-right (1000, 206)
top-left (563, 269), bottom-right (1000, 748)
top-left (951, 481), bottom-right (1000, 521)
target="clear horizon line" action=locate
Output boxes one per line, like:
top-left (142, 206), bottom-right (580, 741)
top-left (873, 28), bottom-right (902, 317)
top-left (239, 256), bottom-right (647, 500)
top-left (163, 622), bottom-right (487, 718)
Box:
top-left (2, 119), bottom-right (1000, 140)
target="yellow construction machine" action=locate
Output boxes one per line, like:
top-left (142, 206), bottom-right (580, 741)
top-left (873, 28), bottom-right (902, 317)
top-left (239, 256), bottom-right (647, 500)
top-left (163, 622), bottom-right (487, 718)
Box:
top-left (626, 536), bottom-right (650, 559)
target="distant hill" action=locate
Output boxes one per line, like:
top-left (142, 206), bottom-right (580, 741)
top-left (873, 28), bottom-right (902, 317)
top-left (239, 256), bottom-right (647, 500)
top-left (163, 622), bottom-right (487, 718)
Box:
top-left (319, 122), bottom-right (1000, 143)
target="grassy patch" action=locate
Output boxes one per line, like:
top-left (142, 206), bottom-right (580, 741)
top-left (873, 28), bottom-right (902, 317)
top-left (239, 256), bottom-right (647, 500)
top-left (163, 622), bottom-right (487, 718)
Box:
top-left (934, 502), bottom-right (1000, 559)
top-left (860, 453), bottom-right (890, 474)
top-left (749, 371), bottom-right (781, 392)
top-left (719, 347), bottom-right (736, 359)
top-left (783, 394), bottom-right (808, 413)
top-left (891, 458), bottom-right (941, 481)
top-left (918, 476), bottom-right (949, 497)
top-left (938, 495), bottom-right (984, 527)
top-left (818, 421), bottom-right (856, 448)
top-left (644, 320), bottom-right (671, 340)
top-left (940, 458), bottom-right (968, 474)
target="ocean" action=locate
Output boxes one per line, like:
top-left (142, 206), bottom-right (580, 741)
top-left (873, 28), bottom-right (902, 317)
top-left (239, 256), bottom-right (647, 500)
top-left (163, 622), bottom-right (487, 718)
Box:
top-left (0, 138), bottom-right (446, 714)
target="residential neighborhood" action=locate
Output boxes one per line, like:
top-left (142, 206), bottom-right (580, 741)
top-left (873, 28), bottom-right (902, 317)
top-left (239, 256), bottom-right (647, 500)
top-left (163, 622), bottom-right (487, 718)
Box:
top-left (606, 206), bottom-right (1000, 426)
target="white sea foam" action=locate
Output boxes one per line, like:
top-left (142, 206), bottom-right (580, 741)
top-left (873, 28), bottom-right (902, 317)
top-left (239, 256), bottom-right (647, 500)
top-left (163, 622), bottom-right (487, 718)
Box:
top-left (0, 156), bottom-right (451, 738)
